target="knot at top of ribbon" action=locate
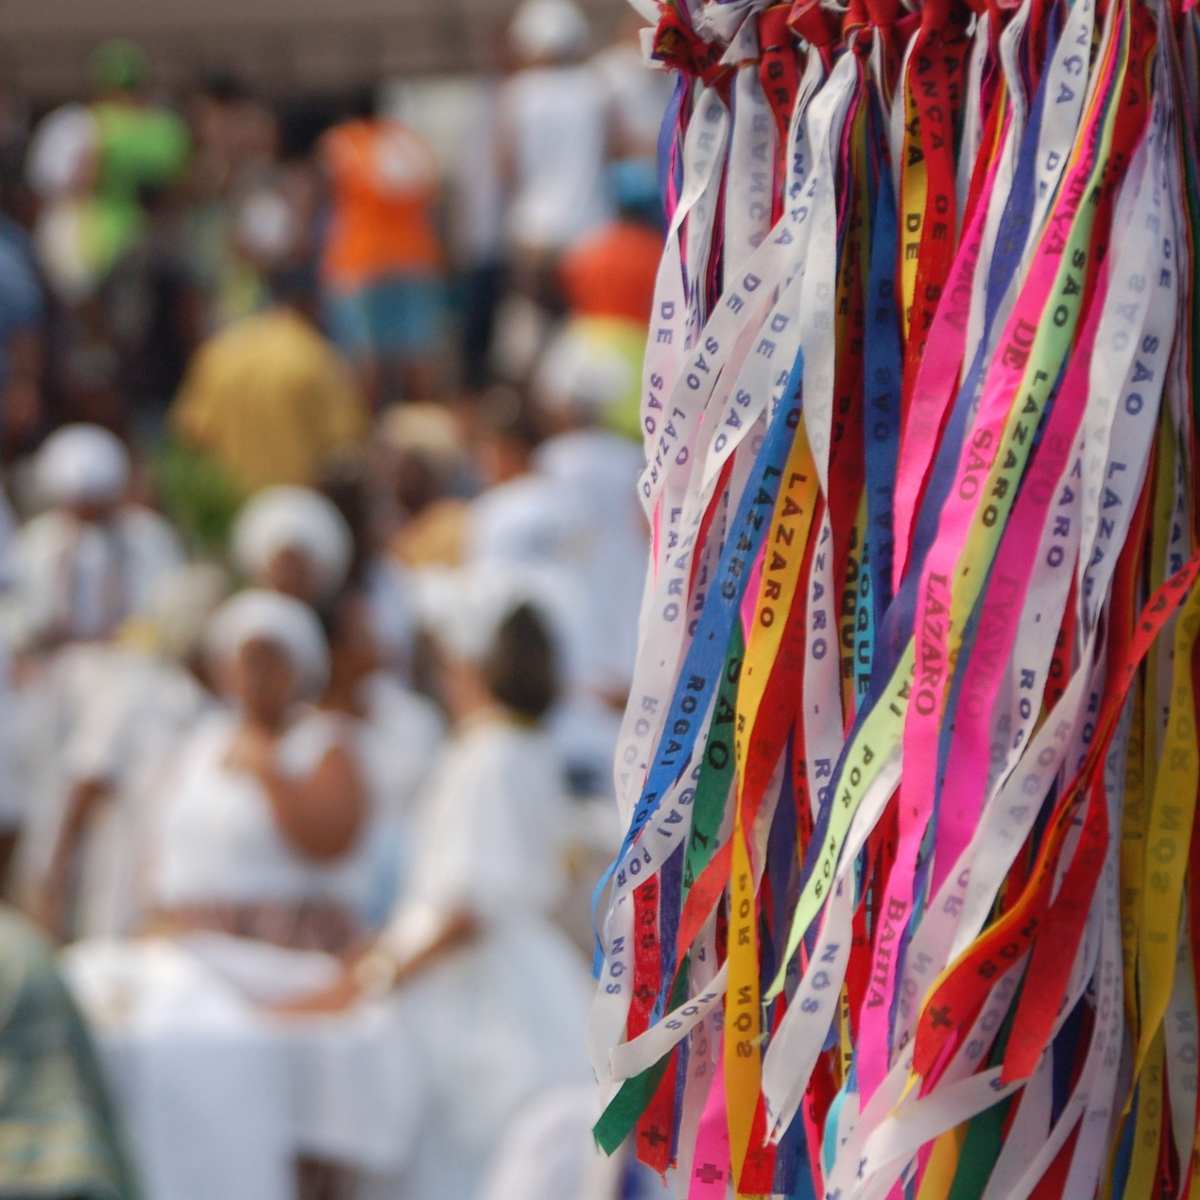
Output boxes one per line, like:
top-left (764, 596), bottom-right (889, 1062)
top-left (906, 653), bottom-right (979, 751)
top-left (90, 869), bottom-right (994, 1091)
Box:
top-left (652, 4), bottom-right (731, 84)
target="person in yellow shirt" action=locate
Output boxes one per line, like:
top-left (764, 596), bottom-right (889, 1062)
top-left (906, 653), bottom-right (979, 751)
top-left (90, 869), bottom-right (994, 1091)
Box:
top-left (171, 266), bottom-right (369, 498)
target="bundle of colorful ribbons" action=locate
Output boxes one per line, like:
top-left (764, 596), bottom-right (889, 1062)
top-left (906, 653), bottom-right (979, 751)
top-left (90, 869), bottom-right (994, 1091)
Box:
top-left (589, 0), bottom-right (1200, 1193)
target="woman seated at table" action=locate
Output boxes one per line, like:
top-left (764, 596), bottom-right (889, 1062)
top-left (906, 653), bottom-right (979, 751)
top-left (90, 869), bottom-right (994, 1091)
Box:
top-left (284, 568), bottom-right (591, 1197)
top-left (148, 589), bottom-right (370, 954)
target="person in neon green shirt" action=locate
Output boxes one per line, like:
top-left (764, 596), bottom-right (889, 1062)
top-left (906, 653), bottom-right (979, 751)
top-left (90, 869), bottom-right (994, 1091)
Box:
top-left (86, 39), bottom-right (190, 274)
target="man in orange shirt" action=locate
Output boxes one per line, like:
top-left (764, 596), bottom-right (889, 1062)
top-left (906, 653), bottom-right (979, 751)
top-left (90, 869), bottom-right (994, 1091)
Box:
top-left (320, 89), bottom-right (445, 404)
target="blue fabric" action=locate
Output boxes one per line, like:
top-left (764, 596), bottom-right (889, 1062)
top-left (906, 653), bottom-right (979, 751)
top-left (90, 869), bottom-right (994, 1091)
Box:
top-left (0, 226), bottom-right (44, 387)
top-left (325, 274), bottom-right (445, 357)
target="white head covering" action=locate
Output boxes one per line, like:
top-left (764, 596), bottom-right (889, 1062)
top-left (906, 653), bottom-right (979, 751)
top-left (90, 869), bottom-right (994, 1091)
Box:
top-left (413, 562), bottom-right (595, 696)
top-left (469, 475), bottom-right (578, 569)
top-left (232, 486), bottom-right (353, 602)
top-left (37, 424), bottom-right (130, 507)
top-left (413, 565), bottom-right (544, 661)
top-left (207, 589), bottom-right (330, 699)
top-left (535, 324), bottom-right (636, 424)
top-left (235, 187), bottom-right (299, 266)
top-left (366, 561), bottom-right (417, 669)
top-left (509, 0), bottom-right (591, 61)
top-left (26, 104), bottom-right (97, 198)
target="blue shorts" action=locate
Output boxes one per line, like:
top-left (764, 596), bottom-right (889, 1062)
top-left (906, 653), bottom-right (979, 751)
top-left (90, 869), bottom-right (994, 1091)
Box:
top-left (325, 274), bottom-right (445, 358)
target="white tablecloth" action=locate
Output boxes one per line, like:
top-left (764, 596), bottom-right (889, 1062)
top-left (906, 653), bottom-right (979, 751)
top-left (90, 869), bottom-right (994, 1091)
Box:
top-left (63, 936), bottom-right (419, 1200)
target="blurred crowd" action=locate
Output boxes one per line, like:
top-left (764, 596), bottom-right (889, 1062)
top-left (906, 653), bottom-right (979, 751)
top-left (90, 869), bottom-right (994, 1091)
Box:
top-left (0, 2), bottom-right (672, 1197)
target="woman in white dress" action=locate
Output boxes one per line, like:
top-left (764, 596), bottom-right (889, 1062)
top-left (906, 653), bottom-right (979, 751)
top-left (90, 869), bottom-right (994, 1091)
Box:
top-left (284, 571), bottom-right (592, 1198)
top-left (149, 589), bottom-right (371, 954)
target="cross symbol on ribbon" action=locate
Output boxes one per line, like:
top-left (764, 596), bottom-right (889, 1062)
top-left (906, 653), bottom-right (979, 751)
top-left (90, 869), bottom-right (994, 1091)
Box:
top-left (929, 1004), bottom-right (953, 1029)
top-left (695, 1162), bottom-right (724, 1185)
top-left (641, 1126), bottom-right (669, 1149)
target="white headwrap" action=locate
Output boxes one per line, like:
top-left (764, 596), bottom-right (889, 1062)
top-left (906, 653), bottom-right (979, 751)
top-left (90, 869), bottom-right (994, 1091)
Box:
top-left (232, 486), bottom-right (353, 602)
top-left (26, 104), bottom-right (97, 198)
top-left (509, 0), bottom-right (591, 61)
top-left (535, 325), bottom-right (636, 424)
top-left (235, 187), bottom-right (299, 266)
top-left (413, 562), bottom-right (586, 685)
top-left (207, 589), bottom-right (330, 699)
top-left (37, 424), bottom-right (130, 507)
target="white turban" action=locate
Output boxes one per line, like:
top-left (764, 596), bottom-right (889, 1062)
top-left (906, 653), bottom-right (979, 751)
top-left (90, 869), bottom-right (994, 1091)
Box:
top-left (207, 589), bottom-right (330, 699)
top-left (37, 424), bottom-right (130, 507)
top-left (236, 187), bottom-right (299, 266)
top-left (535, 325), bottom-right (636, 423)
top-left (509, 0), bottom-right (591, 61)
top-left (413, 562), bottom-right (589, 688)
top-left (232, 486), bottom-right (353, 602)
top-left (26, 104), bottom-right (97, 198)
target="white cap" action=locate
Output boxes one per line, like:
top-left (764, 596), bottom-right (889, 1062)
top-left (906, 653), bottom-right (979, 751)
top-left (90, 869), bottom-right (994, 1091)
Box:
top-left (207, 589), bottom-right (330, 699)
top-left (37, 424), bottom-right (130, 507)
top-left (232, 486), bottom-right (353, 602)
top-left (509, 0), bottom-right (591, 61)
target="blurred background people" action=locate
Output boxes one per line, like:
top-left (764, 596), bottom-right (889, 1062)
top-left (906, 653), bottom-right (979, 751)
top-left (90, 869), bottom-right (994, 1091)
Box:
top-left (283, 580), bottom-right (590, 1197)
top-left (28, 563), bottom-right (229, 942)
top-left (0, 8), bottom-right (667, 1196)
top-left (500, 0), bottom-right (614, 284)
top-left (149, 589), bottom-right (369, 953)
top-left (231, 485), bottom-right (354, 612)
top-left (87, 39), bottom-right (190, 280)
top-left (6, 424), bottom-right (182, 650)
top-left (320, 88), bottom-right (445, 406)
top-left (170, 262), bottom-right (369, 500)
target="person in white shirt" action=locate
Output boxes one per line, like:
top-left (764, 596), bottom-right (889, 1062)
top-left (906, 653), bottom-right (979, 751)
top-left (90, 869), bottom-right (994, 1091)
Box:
top-left (499, 0), bottom-right (614, 287)
top-left (149, 589), bottom-right (370, 954)
top-left (462, 385), bottom-right (620, 792)
top-left (7, 424), bottom-right (183, 650)
top-left (534, 323), bottom-right (647, 705)
top-left (280, 570), bottom-right (591, 1198)
top-left (26, 563), bottom-right (230, 941)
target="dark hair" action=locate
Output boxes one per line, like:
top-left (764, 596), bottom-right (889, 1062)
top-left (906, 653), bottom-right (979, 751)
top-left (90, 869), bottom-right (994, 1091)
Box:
top-left (482, 602), bottom-right (559, 722)
top-left (477, 384), bottom-right (544, 450)
top-left (318, 451), bottom-right (371, 586)
top-left (348, 84), bottom-right (380, 121)
top-left (201, 71), bottom-right (249, 104)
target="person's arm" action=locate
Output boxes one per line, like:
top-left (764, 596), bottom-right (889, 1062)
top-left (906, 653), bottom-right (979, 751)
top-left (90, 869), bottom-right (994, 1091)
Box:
top-left (272, 906), bottom-right (480, 1015)
top-left (33, 777), bottom-right (111, 942)
top-left (251, 738), bottom-right (366, 863)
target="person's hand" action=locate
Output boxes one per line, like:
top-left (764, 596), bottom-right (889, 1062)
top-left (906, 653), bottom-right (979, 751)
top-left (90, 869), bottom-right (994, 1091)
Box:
top-left (268, 969), bottom-right (364, 1017)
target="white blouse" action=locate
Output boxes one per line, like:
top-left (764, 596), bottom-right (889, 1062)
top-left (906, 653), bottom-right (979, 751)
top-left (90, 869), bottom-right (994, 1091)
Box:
top-left (152, 708), bottom-right (372, 914)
